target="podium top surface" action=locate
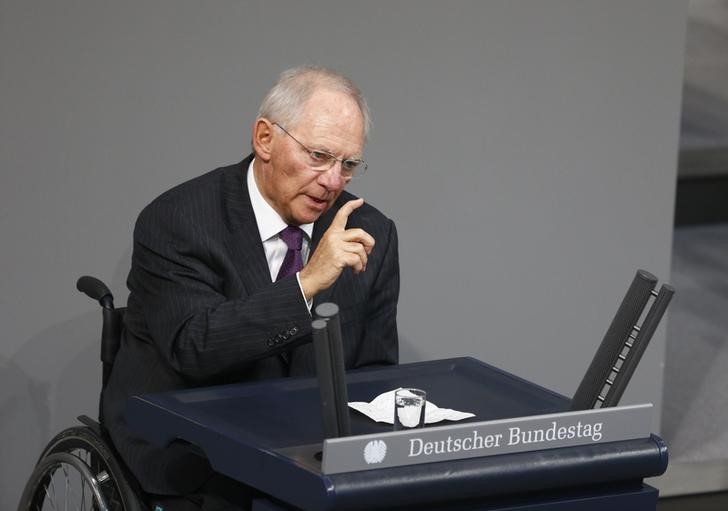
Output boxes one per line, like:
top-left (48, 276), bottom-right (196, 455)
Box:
top-left (129, 357), bottom-right (567, 449)
top-left (126, 357), bottom-right (667, 511)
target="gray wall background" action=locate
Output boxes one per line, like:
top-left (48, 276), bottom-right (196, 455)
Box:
top-left (1, 1), bottom-right (687, 508)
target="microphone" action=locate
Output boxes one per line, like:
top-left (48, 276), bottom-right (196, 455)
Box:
top-left (313, 302), bottom-right (351, 438)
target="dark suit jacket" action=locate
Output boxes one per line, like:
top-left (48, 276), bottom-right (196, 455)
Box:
top-left (102, 155), bottom-right (399, 495)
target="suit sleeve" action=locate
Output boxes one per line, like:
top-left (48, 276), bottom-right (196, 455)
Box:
top-left (129, 198), bottom-right (311, 382)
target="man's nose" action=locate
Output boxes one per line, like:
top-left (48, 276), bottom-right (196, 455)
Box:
top-left (318, 161), bottom-right (347, 190)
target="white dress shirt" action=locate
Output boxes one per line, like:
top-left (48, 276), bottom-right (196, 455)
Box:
top-left (247, 160), bottom-right (314, 308)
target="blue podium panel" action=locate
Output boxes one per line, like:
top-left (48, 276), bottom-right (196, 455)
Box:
top-left (253, 483), bottom-right (658, 511)
top-left (126, 358), bottom-right (668, 511)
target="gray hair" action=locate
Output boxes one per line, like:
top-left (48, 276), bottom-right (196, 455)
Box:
top-left (257, 66), bottom-right (371, 140)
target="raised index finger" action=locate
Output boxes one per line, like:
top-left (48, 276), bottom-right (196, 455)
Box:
top-left (331, 198), bottom-right (364, 230)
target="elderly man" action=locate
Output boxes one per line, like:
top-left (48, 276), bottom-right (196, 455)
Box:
top-left (102, 66), bottom-right (399, 510)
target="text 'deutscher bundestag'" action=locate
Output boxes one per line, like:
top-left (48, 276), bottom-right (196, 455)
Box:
top-left (321, 404), bottom-right (652, 474)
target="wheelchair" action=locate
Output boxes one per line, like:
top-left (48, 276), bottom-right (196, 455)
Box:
top-left (18, 276), bottom-right (147, 511)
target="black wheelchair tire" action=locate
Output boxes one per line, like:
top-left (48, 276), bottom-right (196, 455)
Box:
top-left (18, 426), bottom-right (146, 511)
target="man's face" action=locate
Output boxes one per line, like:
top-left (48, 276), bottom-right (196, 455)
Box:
top-left (255, 88), bottom-right (365, 226)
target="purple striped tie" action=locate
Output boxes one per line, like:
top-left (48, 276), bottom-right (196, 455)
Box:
top-left (276, 226), bottom-right (305, 281)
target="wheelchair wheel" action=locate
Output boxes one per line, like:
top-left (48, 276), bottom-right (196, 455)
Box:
top-left (18, 426), bottom-right (145, 511)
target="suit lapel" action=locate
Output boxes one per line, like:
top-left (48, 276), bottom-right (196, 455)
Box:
top-left (221, 156), bottom-right (272, 296)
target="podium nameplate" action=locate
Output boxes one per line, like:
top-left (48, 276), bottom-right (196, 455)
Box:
top-left (322, 403), bottom-right (652, 474)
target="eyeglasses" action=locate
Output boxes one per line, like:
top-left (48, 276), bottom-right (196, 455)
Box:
top-left (273, 123), bottom-right (367, 179)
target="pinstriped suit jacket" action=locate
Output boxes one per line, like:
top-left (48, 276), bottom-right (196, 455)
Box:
top-left (102, 155), bottom-right (399, 495)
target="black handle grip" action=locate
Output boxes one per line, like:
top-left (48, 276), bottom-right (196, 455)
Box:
top-left (76, 275), bottom-right (114, 309)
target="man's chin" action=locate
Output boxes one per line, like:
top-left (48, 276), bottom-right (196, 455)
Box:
top-left (294, 199), bottom-right (333, 223)
top-left (291, 208), bottom-right (326, 226)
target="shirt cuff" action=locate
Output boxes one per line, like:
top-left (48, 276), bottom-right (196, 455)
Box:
top-left (295, 272), bottom-right (313, 313)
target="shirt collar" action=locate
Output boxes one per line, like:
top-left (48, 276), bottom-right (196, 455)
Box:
top-left (247, 159), bottom-right (314, 242)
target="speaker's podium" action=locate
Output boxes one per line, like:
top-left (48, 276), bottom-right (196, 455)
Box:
top-left (127, 270), bottom-right (672, 510)
top-left (126, 357), bottom-right (668, 511)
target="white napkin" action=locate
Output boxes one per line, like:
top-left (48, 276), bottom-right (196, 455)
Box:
top-left (348, 388), bottom-right (475, 425)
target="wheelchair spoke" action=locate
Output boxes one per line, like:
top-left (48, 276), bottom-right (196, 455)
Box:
top-left (63, 448), bottom-right (95, 511)
top-left (33, 461), bottom-right (96, 511)
top-left (47, 472), bottom-right (58, 511)
top-left (41, 480), bottom-right (56, 511)
top-left (80, 470), bottom-right (86, 511)
top-left (61, 462), bottom-right (77, 511)
top-left (62, 463), bottom-right (69, 511)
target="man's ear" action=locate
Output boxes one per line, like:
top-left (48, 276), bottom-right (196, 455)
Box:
top-left (252, 118), bottom-right (275, 162)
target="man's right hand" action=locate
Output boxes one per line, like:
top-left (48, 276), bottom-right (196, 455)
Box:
top-left (299, 198), bottom-right (375, 301)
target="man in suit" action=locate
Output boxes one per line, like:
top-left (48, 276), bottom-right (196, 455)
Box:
top-left (102, 66), bottom-right (399, 510)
